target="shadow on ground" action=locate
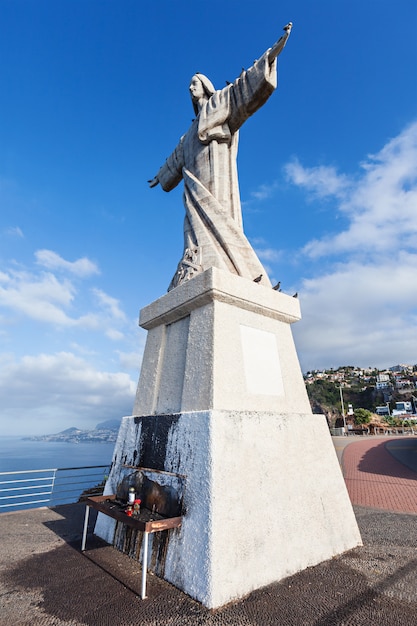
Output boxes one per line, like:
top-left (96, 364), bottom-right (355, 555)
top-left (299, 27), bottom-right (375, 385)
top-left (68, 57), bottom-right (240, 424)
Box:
top-left (357, 439), bottom-right (417, 479)
top-left (386, 439), bottom-right (417, 474)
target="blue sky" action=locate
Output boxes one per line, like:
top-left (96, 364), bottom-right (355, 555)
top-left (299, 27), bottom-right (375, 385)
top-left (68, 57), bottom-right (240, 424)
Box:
top-left (1, 0), bottom-right (416, 435)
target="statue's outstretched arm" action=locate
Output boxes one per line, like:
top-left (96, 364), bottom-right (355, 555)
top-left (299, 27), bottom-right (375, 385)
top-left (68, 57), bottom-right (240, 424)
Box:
top-left (268, 22), bottom-right (292, 63)
top-left (148, 137), bottom-right (184, 192)
top-left (148, 176), bottom-right (159, 188)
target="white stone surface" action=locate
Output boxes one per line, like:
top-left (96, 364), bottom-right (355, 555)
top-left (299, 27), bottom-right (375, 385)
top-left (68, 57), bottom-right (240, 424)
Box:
top-left (240, 325), bottom-right (284, 396)
top-left (97, 409), bottom-right (361, 608)
top-left (96, 266), bottom-right (362, 608)
top-left (133, 267), bottom-right (309, 416)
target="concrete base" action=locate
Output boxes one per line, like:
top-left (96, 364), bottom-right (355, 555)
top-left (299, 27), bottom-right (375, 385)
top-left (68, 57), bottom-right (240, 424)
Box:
top-left (96, 268), bottom-right (361, 608)
top-left (96, 410), bottom-right (361, 608)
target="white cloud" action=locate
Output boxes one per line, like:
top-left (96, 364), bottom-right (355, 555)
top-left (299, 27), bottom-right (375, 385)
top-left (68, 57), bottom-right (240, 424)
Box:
top-left (0, 351), bottom-right (136, 435)
top-left (0, 268), bottom-right (77, 325)
top-left (289, 122), bottom-right (417, 259)
top-left (0, 268), bottom-right (108, 330)
top-left (0, 245), bottom-right (142, 435)
top-left (92, 288), bottom-right (127, 321)
top-left (0, 253), bottom-right (129, 337)
top-left (4, 226), bottom-right (24, 238)
top-left (284, 159), bottom-right (350, 199)
top-left (118, 350), bottom-right (141, 371)
top-left (250, 237), bottom-right (283, 264)
top-left (105, 328), bottom-right (125, 341)
top-left (250, 182), bottom-right (279, 201)
top-left (255, 247), bottom-right (283, 262)
top-left (294, 256), bottom-right (417, 371)
top-left (69, 342), bottom-right (97, 356)
top-left (35, 249), bottom-right (100, 277)
top-left (287, 121), bottom-right (417, 371)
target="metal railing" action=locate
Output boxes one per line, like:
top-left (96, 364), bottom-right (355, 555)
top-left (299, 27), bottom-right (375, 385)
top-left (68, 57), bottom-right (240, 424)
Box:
top-left (0, 465), bottom-right (110, 512)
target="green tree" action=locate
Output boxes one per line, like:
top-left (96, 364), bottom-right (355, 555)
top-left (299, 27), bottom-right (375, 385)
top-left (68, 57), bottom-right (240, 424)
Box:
top-left (306, 379), bottom-right (341, 412)
top-left (354, 408), bottom-right (371, 425)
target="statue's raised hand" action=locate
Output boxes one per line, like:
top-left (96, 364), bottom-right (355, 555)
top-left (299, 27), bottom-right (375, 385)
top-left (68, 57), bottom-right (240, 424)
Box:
top-left (148, 176), bottom-right (159, 188)
top-left (268, 22), bottom-right (293, 63)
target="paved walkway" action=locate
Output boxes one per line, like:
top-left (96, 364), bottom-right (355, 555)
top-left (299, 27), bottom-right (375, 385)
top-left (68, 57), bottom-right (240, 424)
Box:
top-left (336, 436), bottom-right (417, 514)
top-left (0, 436), bottom-right (416, 625)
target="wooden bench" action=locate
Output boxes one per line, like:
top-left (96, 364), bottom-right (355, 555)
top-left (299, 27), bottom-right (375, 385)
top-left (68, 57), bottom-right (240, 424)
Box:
top-left (81, 494), bottom-right (182, 599)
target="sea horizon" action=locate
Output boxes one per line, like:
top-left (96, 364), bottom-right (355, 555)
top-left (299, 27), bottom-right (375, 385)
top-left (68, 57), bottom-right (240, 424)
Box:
top-left (0, 436), bottom-right (116, 513)
top-left (0, 435), bottom-right (115, 473)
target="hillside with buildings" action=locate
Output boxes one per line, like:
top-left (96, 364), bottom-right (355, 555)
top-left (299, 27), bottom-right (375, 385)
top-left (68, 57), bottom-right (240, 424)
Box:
top-left (304, 364), bottom-right (417, 428)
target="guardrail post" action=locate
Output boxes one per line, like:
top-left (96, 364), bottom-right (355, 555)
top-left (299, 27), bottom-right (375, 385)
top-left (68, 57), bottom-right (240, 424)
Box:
top-left (141, 532), bottom-right (149, 599)
top-left (81, 506), bottom-right (90, 551)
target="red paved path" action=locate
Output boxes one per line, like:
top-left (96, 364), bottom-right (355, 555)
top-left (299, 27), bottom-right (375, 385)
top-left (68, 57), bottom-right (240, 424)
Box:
top-left (342, 437), bottom-right (417, 514)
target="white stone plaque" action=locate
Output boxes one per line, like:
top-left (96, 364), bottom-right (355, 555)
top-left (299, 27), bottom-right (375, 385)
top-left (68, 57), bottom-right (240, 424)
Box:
top-left (240, 325), bottom-right (284, 396)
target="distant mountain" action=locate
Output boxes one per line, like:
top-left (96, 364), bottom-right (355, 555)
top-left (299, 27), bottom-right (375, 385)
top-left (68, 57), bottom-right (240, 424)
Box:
top-left (23, 423), bottom-right (119, 444)
top-left (60, 427), bottom-right (83, 435)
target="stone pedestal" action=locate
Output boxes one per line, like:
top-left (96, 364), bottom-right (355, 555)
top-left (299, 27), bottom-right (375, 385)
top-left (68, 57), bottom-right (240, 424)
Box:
top-left (96, 267), bottom-right (361, 608)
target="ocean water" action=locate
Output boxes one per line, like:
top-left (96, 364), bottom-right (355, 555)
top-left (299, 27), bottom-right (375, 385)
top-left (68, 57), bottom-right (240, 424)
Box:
top-left (0, 436), bottom-right (115, 472)
top-left (0, 436), bottom-right (116, 512)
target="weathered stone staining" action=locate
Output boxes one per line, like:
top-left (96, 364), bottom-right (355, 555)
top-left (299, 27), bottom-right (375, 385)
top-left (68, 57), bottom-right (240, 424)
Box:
top-left (96, 23), bottom-right (362, 609)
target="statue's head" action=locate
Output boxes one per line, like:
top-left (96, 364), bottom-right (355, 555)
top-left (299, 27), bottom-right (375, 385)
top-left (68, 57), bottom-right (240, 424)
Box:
top-left (190, 73), bottom-right (215, 114)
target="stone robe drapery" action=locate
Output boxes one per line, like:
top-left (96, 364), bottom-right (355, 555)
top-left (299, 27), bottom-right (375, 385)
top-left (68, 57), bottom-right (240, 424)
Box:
top-left (156, 51), bottom-right (278, 291)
